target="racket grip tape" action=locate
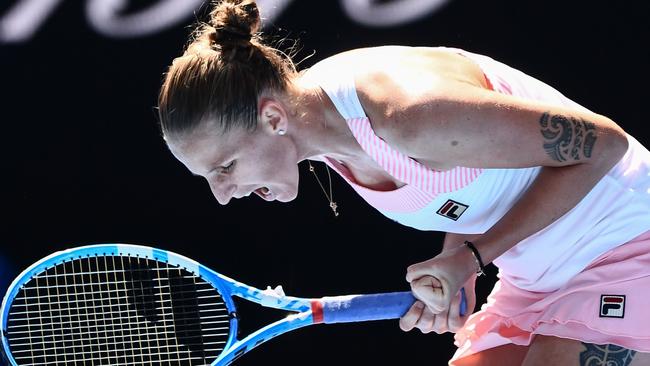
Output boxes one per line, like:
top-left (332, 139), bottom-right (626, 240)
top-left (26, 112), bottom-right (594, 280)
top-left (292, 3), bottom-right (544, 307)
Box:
top-left (313, 292), bottom-right (414, 324)
top-left (311, 287), bottom-right (468, 324)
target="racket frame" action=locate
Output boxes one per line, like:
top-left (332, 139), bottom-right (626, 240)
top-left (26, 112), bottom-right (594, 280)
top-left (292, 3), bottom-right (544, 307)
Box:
top-left (1, 244), bottom-right (318, 366)
top-left (1, 244), bottom-right (460, 365)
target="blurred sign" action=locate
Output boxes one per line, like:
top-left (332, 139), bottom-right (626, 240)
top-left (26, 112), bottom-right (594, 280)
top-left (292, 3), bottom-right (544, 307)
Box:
top-left (0, 0), bottom-right (449, 43)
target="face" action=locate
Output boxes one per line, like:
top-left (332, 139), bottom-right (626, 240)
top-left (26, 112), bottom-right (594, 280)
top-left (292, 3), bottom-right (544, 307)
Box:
top-left (167, 120), bottom-right (300, 205)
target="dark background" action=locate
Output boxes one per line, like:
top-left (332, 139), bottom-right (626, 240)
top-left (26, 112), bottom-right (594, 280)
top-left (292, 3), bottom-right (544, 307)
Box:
top-left (2, 0), bottom-right (648, 364)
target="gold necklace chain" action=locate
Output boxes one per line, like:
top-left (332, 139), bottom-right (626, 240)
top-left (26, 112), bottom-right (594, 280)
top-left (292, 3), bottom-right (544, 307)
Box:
top-left (307, 160), bottom-right (339, 217)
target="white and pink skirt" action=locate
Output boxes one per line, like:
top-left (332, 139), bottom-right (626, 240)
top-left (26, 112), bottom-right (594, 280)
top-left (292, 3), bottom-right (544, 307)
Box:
top-left (451, 230), bottom-right (650, 364)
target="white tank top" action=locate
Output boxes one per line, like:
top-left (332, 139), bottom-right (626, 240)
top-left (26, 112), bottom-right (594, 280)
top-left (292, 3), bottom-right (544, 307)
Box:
top-left (306, 47), bottom-right (650, 292)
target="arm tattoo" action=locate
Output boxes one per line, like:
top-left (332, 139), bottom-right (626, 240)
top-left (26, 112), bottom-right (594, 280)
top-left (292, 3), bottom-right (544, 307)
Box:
top-left (539, 112), bottom-right (597, 162)
top-left (579, 343), bottom-right (637, 366)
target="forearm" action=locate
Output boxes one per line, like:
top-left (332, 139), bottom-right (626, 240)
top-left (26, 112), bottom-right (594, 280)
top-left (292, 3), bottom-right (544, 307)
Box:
top-left (442, 232), bottom-right (481, 250)
top-left (475, 156), bottom-right (624, 265)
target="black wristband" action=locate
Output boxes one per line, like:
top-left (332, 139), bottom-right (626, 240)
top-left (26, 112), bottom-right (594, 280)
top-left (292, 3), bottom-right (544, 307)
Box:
top-left (464, 240), bottom-right (486, 276)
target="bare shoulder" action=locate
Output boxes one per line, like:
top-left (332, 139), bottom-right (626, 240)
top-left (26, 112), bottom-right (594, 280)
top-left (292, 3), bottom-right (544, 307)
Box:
top-left (302, 46), bottom-right (493, 168)
top-left (348, 46), bottom-right (489, 117)
top-left (302, 45), bottom-right (487, 126)
top-left (341, 46), bottom-right (491, 167)
top-left (352, 46), bottom-right (489, 86)
top-left (307, 46), bottom-right (488, 91)
top-left (312, 46), bottom-right (626, 171)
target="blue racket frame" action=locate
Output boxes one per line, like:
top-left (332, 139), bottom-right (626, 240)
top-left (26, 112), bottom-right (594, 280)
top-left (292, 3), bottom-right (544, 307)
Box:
top-left (1, 244), bottom-right (466, 365)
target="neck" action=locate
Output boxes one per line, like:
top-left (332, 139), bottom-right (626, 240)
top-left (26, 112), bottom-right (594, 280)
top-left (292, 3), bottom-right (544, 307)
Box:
top-left (286, 77), bottom-right (363, 164)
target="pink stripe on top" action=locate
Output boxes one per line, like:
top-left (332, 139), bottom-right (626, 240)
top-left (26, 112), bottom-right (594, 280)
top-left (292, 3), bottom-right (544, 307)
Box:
top-left (323, 116), bottom-right (483, 213)
top-left (323, 157), bottom-right (434, 213)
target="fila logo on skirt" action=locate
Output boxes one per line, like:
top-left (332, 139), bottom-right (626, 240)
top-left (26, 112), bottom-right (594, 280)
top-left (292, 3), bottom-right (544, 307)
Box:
top-left (437, 199), bottom-right (469, 221)
top-left (600, 295), bottom-right (626, 318)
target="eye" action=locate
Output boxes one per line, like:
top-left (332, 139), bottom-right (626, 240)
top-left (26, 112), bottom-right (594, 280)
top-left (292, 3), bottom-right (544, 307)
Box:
top-left (221, 161), bottom-right (235, 173)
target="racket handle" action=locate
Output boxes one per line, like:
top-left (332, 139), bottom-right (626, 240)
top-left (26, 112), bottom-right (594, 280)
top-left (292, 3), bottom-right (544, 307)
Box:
top-left (460, 287), bottom-right (467, 316)
top-left (316, 287), bottom-right (468, 324)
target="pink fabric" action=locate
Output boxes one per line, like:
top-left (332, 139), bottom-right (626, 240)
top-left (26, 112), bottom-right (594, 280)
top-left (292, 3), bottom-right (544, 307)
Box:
top-left (324, 156), bottom-right (435, 213)
top-left (323, 117), bottom-right (483, 213)
top-left (451, 230), bottom-right (650, 363)
top-left (345, 118), bottom-right (483, 196)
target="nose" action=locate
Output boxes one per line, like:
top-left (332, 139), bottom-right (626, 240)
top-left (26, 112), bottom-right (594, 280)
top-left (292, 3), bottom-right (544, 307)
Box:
top-left (208, 179), bottom-right (236, 205)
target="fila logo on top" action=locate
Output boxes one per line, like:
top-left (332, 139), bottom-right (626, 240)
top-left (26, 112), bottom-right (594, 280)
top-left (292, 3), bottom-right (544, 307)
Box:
top-left (600, 295), bottom-right (626, 318)
top-left (436, 199), bottom-right (469, 221)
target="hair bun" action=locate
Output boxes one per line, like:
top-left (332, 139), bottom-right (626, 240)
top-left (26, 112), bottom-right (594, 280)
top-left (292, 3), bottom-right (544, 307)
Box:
top-left (210, 0), bottom-right (260, 45)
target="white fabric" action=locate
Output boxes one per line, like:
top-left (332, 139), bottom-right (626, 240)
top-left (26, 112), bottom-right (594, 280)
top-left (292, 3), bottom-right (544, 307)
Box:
top-left (307, 47), bottom-right (650, 292)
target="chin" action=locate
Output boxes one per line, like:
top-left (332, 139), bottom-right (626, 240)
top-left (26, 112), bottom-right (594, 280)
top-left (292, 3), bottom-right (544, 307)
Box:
top-left (277, 189), bottom-right (298, 202)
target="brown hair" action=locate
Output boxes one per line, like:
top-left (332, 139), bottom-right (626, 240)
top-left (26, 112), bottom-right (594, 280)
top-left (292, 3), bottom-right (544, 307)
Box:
top-left (157, 0), bottom-right (297, 140)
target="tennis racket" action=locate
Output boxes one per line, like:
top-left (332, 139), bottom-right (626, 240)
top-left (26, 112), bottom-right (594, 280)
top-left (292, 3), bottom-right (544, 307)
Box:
top-left (1, 243), bottom-right (467, 365)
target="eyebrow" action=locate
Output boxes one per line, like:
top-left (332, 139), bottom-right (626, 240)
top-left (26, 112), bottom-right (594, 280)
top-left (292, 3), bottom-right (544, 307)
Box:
top-left (192, 164), bottom-right (221, 177)
top-left (189, 151), bottom-right (232, 177)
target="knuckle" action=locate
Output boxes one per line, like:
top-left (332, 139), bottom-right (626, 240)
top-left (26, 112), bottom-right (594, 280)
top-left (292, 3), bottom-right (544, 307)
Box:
top-left (430, 305), bottom-right (444, 314)
top-left (399, 319), bottom-right (412, 332)
top-left (406, 264), bottom-right (417, 275)
top-left (432, 322), bottom-right (448, 334)
top-left (448, 321), bottom-right (460, 331)
top-left (449, 317), bottom-right (465, 330)
top-left (417, 323), bottom-right (433, 334)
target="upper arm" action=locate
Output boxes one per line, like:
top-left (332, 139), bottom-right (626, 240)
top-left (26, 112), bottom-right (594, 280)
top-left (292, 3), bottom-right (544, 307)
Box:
top-left (358, 69), bottom-right (628, 170)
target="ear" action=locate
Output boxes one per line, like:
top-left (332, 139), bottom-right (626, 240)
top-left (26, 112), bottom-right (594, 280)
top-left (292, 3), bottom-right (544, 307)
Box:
top-left (258, 97), bottom-right (289, 135)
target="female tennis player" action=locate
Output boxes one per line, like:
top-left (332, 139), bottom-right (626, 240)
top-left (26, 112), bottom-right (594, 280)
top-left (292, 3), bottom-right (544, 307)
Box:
top-left (156, 0), bottom-right (650, 364)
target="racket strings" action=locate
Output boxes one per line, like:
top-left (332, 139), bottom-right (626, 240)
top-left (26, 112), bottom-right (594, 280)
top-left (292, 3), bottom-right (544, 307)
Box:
top-left (6, 255), bottom-right (231, 365)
